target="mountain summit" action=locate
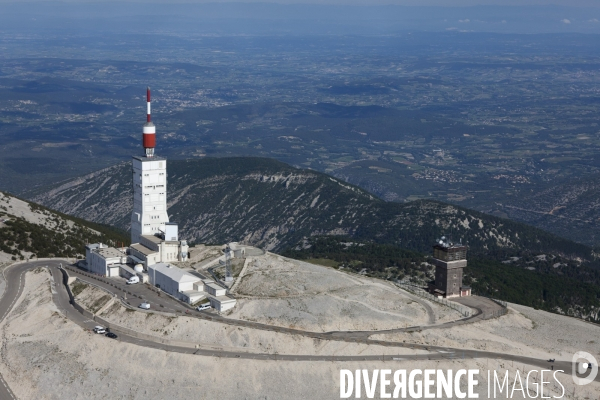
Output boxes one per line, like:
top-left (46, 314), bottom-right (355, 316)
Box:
top-left (29, 157), bottom-right (592, 260)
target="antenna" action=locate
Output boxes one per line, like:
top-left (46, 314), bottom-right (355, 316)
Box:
top-left (224, 245), bottom-right (233, 282)
top-left (147, 87), bottom-right (151, 122)
top-left (143, 86), bottom-right (156, 158)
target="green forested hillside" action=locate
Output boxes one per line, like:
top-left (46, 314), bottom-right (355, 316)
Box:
top-left (0, 191), bottom-right (128, 260)
top-left (29, 157), bottom-right (594, 259)
top-left (283, 236), bottom-right (600, 322)
top-left (23, 156), bottom-right (600, 319)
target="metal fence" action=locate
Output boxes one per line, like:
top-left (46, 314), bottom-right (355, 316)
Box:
top-left (474, 293), bottom-right (509, 319)
top-left (484, 308), bottom-right (508, 319)
top-left (58, 265), bottom-right (220, 351)
top-left (395, 281), bottom-right (472, 318)
top-left (489, 298), bottom-right (508, 308)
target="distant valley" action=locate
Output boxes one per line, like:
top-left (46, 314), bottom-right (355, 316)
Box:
top-left (28, 157), bottom-right (591, 258)
top-left (488, 173), bottom-right (600, 247)
top-left (2, 33), bottom-right (600, 250)
top-left (25, 156), bottom-right (600, 320)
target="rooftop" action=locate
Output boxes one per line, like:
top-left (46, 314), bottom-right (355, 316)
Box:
top-left (94, 247), bottom-right (125, 259)
top-left (130, 243), bottom-right (158, 256)
top-left (433, 240), bottom-right (467, 250)
top-left (86, 243), bottom-right (104, 250)
top-left (141, 234), bottom-right (163, 244)
top-left (433, 239), bottom-right (467, 250)
top-left (181, 290), bottom-right (205, 298)
top-left (212, 295), bottom-right (237, 304)
top-left (132, 155), bottom-right (166, 162)
top-left (140, 234), bottom-right (179, 245)
top-left (119, 264), bottom-right (137, 275)
top-left (206, 282), bottom-right (226, 291)
top-left (148, 263), bottom-right (198, 284)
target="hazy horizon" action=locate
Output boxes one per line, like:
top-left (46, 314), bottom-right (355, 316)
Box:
top-left (1, 0), bottom-right (600, 6)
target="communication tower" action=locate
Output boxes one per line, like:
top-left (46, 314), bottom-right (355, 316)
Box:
top-left (225, 245), bottom-right (233, 282)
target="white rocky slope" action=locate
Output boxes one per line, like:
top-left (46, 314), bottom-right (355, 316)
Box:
top-left (224, 253), bottom-right (460, 331)
top-left (0, 191), bottom-right (120, 261)
top-left (2, 269), bottom-right (600, 399)
top-left (0, 192), bottom-right (74, 261)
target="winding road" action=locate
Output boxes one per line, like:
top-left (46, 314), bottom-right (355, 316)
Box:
top-left (0, 259), bottom-right (596, 399)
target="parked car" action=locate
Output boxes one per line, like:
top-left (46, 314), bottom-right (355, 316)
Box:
top-left (93, 326), bottom-right (106, 334)
top-left (106, 332), bottom-right (118, 339)
top-left (139, 302), bottom-right (150, 310)
top-left (196, 304), bottom-right (211, 311)
top-left (126, 276), bottom-right (140, 285)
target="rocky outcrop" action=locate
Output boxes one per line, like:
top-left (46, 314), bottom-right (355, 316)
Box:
top-left (29, 157), bottom-right (593, 260)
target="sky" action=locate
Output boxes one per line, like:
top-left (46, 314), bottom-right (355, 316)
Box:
top-left (1, 0), bottom-right (600, 5)
top-left (2, 0), bottom-right (600, 35)
top-left (179, 0), bottom-right (600, 5)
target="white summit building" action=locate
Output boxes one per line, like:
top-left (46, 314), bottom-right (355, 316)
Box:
top-left (127, 87), bottom-right (188, 265)
top-left (130, 87), bottom-right (169, 243)
top-left (83, 87), bottom-right (236, 311)
top-left (130, 156), bottom-right (169, 243)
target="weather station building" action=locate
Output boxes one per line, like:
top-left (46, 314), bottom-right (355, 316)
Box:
top-left (83, 87), bottom-right (236, 312)
top-left (148, 263), bottom-right (205, 304)
top-left (428, 237), bottom-right (471, 298)
top-left (148, 263), bottom-right (236, 310)
top-left (127, 88), bottom-right (189, 268)
top-left (84, 243), bottom-right (126, 277)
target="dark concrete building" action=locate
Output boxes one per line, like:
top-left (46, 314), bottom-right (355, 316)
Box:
top-left (428, 239), bottom-right (471, 298)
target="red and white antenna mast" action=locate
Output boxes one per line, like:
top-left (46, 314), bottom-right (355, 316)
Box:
top-left (142, 86), bottom-right (156, 157)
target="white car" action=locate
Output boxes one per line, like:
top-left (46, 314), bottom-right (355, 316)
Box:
top-left (93, 326), bottom-right (106, 334)
top-left (196, 304), bottom-right (211, 311)
top-left (139, 302), bottom-right (150, 310)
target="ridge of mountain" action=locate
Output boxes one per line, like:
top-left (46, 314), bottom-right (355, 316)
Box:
top-left (490, 172), bottom-right (600, 248)
top-left (28, 157), bottom-right (594, 263)
top-left (0, 191), bottom-right (128, 262)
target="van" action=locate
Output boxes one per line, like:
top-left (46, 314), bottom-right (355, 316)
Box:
top-left (126, 276), bottom-right (140, 285)
top-left (93, 326), bottom-right (106, 334)
top-left (196, 304), bottom-right (211, 311)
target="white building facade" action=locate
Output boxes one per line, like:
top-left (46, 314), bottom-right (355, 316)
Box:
top-left (85, 243), bottom-right (126, 277)
top-left (147, 263), bottom-right (237, 309)
top-left (148, 263), bottom-right (204, 304)
top-left (130, 156), bottom-right (169, 244)
top-left (128, 232), bottom-right (189, 269)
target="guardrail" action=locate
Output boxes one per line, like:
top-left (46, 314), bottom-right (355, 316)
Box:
top-left (395, 282), bottom-right (472, 318)
top-left (58, 266), bottom-right (94, 319)
top-left (485, 308), bottom-right (508, 319)
top-left (489, 298), bottom-right (508, 308)
top-left (478, 295), bottom-right (508, 319)
top-left (58, 265), bottom-right (223, 350)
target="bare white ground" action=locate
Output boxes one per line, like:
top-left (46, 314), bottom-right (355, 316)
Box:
top-left (1, 270), bottom-right (599, 399)
top-left (228, 253), bottom-right (462, 331)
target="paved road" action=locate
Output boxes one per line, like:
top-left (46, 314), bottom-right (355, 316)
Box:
top-left (0, 260), bottom-right (598, 399)
top-left (65, 263), bottom-right (504, 340)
